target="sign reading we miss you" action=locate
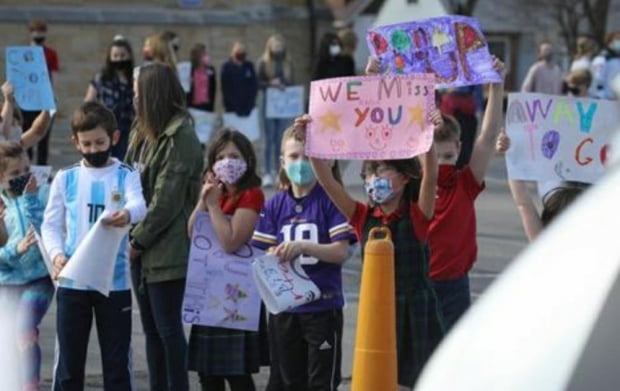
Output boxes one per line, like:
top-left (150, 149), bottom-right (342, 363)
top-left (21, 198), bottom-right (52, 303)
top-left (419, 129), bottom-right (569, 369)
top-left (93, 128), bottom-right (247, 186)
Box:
top-left (306, 74), bottom-right (436, 160)
top-left (505, 93), bottom-right (619, 183)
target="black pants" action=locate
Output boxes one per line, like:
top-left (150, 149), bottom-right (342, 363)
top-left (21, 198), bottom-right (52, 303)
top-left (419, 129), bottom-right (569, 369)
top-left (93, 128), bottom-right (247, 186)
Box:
top-left (453, 111), bottom-right (478, 168)
top-left (131, 262), bottom-right (189, 391)
top-left (22, 109), bottom-right (53, 165)
top-left (267, 310), bottom-right (343, 391)
top-left (53, 288), bottom-right (132, 391)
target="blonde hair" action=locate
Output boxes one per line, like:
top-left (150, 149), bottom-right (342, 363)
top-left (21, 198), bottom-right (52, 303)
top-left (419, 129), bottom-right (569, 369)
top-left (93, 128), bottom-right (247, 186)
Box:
top-left (566, 69), bottom-right (593, 88)
top-left (260, 34), bottom-right (292, 82)
top-left (145, 33), bottom-right (177, 69)
top-left (575, 36), bottom-right (597, 59)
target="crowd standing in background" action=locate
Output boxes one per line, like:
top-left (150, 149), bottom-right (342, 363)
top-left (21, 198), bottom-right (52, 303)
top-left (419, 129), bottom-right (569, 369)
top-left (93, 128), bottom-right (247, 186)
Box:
top-left (0, 16), bottom-right (617, 391)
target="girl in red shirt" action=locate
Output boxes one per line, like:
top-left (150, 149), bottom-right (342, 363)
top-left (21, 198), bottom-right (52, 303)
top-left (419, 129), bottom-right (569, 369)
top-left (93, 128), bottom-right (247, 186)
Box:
top-left (187, 128), bottom-right (266, 391)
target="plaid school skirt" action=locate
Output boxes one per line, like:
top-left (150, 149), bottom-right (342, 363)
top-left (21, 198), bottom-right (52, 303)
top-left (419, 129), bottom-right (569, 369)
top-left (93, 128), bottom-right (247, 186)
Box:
top-left (187, 308), bottom-right (270, 375)
top-left (395, 287), bottom-right (445, 388)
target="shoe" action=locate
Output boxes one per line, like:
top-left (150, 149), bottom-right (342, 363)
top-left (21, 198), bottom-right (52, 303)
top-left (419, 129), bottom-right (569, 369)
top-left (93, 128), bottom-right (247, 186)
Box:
top-left (262, 173), bottom-right (274, 187)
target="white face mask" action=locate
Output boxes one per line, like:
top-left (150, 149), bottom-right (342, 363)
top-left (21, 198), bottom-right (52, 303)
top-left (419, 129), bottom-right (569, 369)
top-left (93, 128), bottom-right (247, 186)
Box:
top-left (329, 44), bottom-right (341, 57)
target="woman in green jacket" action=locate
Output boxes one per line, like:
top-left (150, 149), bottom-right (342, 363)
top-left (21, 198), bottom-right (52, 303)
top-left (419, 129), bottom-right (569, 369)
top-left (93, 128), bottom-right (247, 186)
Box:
top-left (126, 63), bottom-right (203, 391)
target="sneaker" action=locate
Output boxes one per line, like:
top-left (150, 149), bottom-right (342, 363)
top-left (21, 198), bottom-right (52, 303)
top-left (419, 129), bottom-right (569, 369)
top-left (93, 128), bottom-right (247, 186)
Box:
top-left (262, 173), bottom-right (274, 187)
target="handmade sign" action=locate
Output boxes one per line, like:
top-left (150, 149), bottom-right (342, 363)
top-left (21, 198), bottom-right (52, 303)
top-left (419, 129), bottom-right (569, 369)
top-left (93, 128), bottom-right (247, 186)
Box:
top-left (367, 16), bottom-right (502, 89)
top-left (306, 74), bottom-right (435, 160)
top-left (177, 61), bottom-right (191, 93)
top-left (58, 211), bottom-right (130, 296)
top-left (222, 108), bottom-right (260, 142)
top-left (30, 165), bottom-right (52, 185)
top-left (5, 46), bottom-right (56, 110)
top-left (252, 254), bottom-right (321, 314)
top-left (188, 108), bottom-right (217, 144)
top-left (182, 212), bottom-right (262, 331)
top-left (266, 86), bottom-right (305, 119)
top-left (505, 93), bottom-right (619, 183)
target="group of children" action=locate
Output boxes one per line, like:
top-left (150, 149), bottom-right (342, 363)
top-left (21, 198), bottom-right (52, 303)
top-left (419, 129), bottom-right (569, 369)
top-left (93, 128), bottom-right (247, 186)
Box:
top-left (0, 51), bottom-right (588, 391)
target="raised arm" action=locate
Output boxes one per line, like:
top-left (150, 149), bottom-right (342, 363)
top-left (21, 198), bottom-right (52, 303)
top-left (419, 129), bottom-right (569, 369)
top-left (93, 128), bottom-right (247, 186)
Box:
top-left (21, 111), bottom-right (51, 150)
top-left (417, 110), bottom-right (442, 220)
top-left (1, 82), bottom-right (15, 140)
top-left (469, 57), bottom-right (506, 184)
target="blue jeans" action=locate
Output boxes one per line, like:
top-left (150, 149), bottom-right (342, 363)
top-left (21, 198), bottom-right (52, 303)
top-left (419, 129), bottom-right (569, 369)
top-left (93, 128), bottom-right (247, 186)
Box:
top-left (263, 118), bottom-right (290, 176)
top-left (131, 262), bottom-right (188, 391)
top-left (53, 288), bottom-right (132, 391)
top-left (432, 275), bottom-right (471, 333)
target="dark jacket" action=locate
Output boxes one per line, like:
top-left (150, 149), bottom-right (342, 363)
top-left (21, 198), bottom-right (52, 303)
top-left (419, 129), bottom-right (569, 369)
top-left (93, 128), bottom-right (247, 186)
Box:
top-left (311, 55), bottom-right (355, 81)
top-left (126, 114), bottom-right (203, 283)
top-left (221, 59), bottom-right (258, 116)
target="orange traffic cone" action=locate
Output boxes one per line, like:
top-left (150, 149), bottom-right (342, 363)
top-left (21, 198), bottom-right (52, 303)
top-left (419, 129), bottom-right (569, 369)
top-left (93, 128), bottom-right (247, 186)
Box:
top-left (351, 227), bottom-right (397, 391)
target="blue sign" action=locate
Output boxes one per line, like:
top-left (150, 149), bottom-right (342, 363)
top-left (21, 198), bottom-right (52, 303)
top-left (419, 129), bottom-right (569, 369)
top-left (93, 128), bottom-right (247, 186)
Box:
top-left (5, 46), bottom-right (56, 111)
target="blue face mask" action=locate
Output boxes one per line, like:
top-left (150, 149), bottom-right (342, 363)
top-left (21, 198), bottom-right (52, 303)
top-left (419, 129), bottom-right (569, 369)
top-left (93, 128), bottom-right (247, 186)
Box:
top-left (365, 177), bottom-right (394, 204)
top-left (285, 159), bottom-right (315, 186)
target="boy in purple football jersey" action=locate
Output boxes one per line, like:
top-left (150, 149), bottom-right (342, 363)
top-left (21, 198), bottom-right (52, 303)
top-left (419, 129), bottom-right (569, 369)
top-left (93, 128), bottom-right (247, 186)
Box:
top-left (252, 126), bottom-right (355, 391)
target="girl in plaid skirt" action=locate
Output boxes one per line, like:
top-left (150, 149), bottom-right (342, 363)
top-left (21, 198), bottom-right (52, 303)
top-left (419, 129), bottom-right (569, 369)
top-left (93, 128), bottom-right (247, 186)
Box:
top-left (187, 129), bottom-right (267, 391)
top-left (298, 105), bottom-right (446, 389)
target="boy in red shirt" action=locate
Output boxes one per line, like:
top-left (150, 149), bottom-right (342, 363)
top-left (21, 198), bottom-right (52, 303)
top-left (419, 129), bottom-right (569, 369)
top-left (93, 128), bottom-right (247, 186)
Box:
top-left (429, 57), bottom-right (505, 331)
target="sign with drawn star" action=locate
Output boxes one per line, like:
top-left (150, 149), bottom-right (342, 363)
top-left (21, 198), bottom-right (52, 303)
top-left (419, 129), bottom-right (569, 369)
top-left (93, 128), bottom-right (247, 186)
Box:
top-left (306, 74), bottom-right (436, 160)
top-left (367, 16), bottom-right (502, 88)
top-left (5, 46), bottom-right (56, 110)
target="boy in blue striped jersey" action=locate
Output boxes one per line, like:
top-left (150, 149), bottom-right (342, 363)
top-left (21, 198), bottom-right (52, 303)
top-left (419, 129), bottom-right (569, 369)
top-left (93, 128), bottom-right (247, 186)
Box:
top-left (42, 102), bottom-right (147, 391)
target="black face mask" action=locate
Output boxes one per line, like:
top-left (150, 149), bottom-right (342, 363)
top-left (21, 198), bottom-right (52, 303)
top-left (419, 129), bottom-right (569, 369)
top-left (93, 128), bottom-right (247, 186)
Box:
top-left (83, 148), bottom-right (111, 168)
top-left (111, 60), bottom-right (132, 71)
top-left (567, 86), bottom-right (582, 96)
top-left (33, 36), bottom-right (46, 45)
top-left (8, 172), bottom-right (31, 196)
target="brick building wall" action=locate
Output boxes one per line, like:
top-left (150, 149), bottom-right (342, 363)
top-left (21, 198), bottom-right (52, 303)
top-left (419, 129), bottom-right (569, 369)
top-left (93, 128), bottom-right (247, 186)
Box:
top-left (0, 0), bottom-right (333, 130)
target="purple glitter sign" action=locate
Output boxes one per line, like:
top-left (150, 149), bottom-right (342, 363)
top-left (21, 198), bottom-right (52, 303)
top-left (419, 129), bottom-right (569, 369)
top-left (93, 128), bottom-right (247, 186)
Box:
top-left (367, 16), bottom-right (502, 88)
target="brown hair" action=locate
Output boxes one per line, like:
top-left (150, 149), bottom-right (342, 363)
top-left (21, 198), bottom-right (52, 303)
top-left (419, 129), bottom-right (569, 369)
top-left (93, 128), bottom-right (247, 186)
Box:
top-left (71, 102), bottom-right (117, 137)
top-left (277, 125), bottom-right (342, 189)
top-left (206, 128), bottom-right (261, 193)
top-left (541, 185), bottom-right (587, 226)
top-left (338, 28), bottom-right (358, 53)
top-left (0, 142), bottom-right (26, 174)
top-left (361, 158), bottom-right (422, 203)
top-left (134, 63), bottom-right (187, 142)
top-left (29, 19), bottom-right (47, 32)
top-left (190, 43), bottom-right (206, 69)
top-left (434, 114), bottom-right (461, 143)
top-left (575, 36), bottom-right (598, 58)
top-left (566, 69), bottom-right (593, 88)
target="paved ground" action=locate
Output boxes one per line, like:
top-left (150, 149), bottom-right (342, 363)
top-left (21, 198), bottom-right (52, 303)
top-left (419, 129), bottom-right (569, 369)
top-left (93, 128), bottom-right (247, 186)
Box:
top-left (34, 124), bottom-right (528, 390)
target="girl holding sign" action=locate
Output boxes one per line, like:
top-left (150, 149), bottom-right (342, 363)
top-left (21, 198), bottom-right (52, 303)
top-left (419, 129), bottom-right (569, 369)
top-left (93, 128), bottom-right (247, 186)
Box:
top-left (303, 107), bottom-right (446, 389)
top-left (251, 126), bottom-right (356, 391)
top-left (187, 128), bottom-right (266, 391)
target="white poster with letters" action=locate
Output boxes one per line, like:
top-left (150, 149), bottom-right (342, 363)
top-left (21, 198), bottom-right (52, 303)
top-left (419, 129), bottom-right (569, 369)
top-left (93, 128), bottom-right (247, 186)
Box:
top-left (266, 86), bottom-right (304, 119)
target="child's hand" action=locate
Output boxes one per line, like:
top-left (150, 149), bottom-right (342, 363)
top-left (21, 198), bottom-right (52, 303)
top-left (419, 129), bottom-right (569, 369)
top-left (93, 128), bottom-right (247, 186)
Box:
top-left (491, 55), bottom-right (506, 81)
top-left (1, 81), bottom-right (13, 98)
top-left (291, 114), bottom-right (311, 142)
top-left (17, 227), bottom-right (36, 255)
top-left (271, 241), bottom-right (305, 263)
top-left (365, 56), bottom-right (381, 75)
top-left (202, 177), bottom-right (223, 209)
top-left (52, 254), bottom-right (68, 280)
top-left (429, 109), bottom-right (444, 130)
top-left (496, 130), bottom-right (511, 154)
top-left (24, 175), bottom-right (38, 194)
top-left (102, 209), bottom-right (130, 227)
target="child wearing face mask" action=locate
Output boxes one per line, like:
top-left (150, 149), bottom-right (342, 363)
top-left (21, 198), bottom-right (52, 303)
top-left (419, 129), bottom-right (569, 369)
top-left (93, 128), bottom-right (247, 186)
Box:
top-left (186, 128), bottom-right (266, 391)
top-left (41, 102), bottom-right (147, 391)
top-left (305, 106), bottom-right (444, 390)
top-left (0, 141), bottom-right (54, 391)
top-left (251, 126), bottom-right (356, 391)
top-left (1, 81), bottom-right (51, 149)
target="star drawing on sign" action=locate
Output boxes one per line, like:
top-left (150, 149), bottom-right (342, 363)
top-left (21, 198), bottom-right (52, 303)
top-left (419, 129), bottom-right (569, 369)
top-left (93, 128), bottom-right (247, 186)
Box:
top-left (407, 105), bottom-right (424, 129)
top-left (319, 110), bottom-right (342, 132)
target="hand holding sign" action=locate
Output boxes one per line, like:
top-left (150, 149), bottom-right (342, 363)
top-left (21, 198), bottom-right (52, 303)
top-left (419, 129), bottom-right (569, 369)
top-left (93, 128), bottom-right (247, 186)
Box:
top-left (5, 46), bottom-right (56, 111)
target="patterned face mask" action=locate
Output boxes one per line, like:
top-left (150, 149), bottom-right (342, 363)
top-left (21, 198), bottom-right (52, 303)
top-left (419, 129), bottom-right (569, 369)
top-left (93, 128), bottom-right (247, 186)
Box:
top-left (8, 172), bottom-right (32, 196)
top-left (365, 176), bottom-right (394, 204)
top-left (213, 158), bottom-right (248, 184)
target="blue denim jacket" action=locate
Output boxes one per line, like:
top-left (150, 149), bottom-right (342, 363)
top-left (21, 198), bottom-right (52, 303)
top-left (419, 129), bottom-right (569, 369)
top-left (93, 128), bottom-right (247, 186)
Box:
top-left (0, 186), bottom-right (49, 285)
